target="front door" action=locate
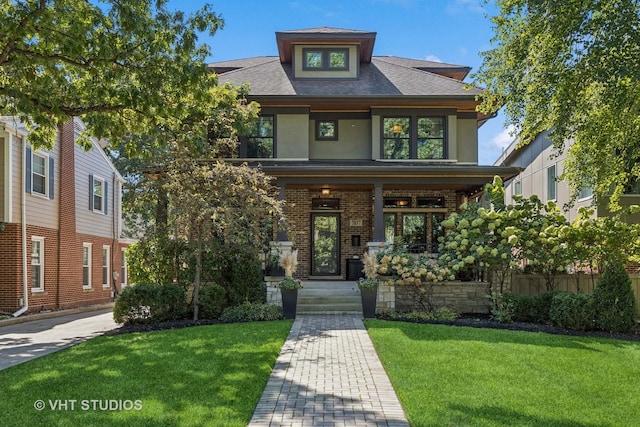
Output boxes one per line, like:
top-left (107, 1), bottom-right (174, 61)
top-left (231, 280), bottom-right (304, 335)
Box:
top-left (312, 213), bottom-right (340, 275)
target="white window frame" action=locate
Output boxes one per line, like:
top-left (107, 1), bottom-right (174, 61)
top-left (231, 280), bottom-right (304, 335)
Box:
top-left (31, 151), bottom-right (49, 198)
top-left (93, 176), bottom-right (106, 213)
top-left (83, 243), bottom-right (92, 289)
top-left (579, 187), bottom-right (593, 201)
top-left (31, 236), bottom-right (45, 292)
top-left (102, 245), bottom-right (110, 289)
top-left (121, 248), bottom-right (128, 287)
top-left (547, 165), bottom-right (557, 201)
top-left (514, 180), bottom-right (522, 196)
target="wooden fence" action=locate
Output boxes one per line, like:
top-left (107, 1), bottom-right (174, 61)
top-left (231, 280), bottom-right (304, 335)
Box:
top-left (510, 273), bottom-right (640, 311)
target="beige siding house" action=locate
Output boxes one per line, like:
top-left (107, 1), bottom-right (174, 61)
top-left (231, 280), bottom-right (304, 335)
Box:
top-left (0, 117), bottom-right (130, 315)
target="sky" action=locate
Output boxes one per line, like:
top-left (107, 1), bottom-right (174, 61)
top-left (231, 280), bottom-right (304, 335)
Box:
top-left (168, 0), bottom-right (514, 165)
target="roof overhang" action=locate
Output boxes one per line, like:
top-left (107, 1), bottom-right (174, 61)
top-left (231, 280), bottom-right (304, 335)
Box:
top-left (276, 30), bottom-right (377, 64)
top-left (238, 160), bottom-right (521, 193)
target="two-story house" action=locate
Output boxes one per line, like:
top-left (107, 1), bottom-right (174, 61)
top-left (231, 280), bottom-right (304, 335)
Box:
top-left (0, 117), bottom-right (130, 316)
top-left (494, 131), bottom-right (640, 223)
top-left (211, 27), bottom-right (519, 280)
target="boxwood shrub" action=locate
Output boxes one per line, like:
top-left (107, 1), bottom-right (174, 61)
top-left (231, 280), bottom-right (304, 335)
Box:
top-left (219, 302), bottom-right (283, 323)
top-left (114, 283), bottom-right (187, 324)
top-left (549, 292), bottom-right (596, 331)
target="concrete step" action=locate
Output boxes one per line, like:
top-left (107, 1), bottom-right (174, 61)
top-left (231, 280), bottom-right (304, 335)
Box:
top-left (295, 280), bottom-right (363, 314)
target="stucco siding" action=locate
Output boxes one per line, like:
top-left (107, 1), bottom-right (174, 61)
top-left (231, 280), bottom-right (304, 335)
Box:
top-left (277, 114), bottom-right (310, 159)
top-left (309, 119), bottom-right (371, 159)
top-left (456, 119), bottom-right (477, 163)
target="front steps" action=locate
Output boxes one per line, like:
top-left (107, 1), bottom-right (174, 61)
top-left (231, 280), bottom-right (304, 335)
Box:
top-left (297, 281), bottom-right (362, 314)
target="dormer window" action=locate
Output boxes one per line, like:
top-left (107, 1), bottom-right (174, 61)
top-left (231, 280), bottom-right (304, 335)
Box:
top-left (302, 48), bottom-right (349, 71)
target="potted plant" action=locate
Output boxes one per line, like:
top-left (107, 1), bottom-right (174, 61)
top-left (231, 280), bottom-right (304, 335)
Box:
top-left (358, 251), bottom-right (379, 318)
top-left (265, 252), bottom-right (285, 277)
top-left (278, 250), bottom-right (302, 319)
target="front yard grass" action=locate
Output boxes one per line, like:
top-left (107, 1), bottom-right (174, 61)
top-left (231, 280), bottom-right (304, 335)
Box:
top-left (366, 320), bottom-right (640, 427)
top-left (0, 321), bottom-right (292, 427)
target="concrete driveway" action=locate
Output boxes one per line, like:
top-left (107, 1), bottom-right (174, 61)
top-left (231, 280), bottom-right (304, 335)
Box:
top-left (0, 308), bottom-right (119, 371)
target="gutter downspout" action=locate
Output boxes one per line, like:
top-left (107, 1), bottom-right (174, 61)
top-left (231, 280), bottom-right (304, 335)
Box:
top-left (12, 133), bottom-right (28, 317)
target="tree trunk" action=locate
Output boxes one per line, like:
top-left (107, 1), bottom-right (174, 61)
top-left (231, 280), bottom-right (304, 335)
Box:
top-left (193, 222), bottom-right (203, 321)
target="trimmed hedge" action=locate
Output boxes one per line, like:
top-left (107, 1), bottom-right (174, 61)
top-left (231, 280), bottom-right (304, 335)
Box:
top-left (506, 291), bottom-right (559, 324)
top-left (219, 302), bottom-right (283, 323)
top-left (114, 283), bottom-right (187, 324)
top-left (549, 292), bottom-right (596, 331)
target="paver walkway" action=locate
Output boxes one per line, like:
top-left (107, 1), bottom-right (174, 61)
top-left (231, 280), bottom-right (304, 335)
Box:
top-left (249, 314), bottom-right (410, 427)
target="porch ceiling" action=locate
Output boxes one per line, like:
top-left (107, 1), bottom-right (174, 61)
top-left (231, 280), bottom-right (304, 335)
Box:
top-left (252, 160), bottom-right (521, 193)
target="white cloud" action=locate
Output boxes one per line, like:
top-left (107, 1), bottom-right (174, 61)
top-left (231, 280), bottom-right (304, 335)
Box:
top-left (425, 54), bottom-right (442, 62)
top-left (492, 125), bottom-right (517, 149)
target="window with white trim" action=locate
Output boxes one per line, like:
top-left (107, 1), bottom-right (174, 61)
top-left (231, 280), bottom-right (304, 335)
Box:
top-left (514, 180), bottom-right (522, 196)
top-left (89, 175), bottom-right (108, 214)
top-left (579, 187), bottom-right (593, 200)
top-left (83, 243), bottom-right (92, 289)
top-left (25, 146), bottom-right (55, 199)
top-left (32, 153), bottom-right (47, 196)
top-left (102, 246), bottom-right (110, 288)
top-left (31, 236), bottom-right (45, 291)
top-left (547, 165), bottom-right (557, 201)
top-left (121, 248), bottom-right (128, 287)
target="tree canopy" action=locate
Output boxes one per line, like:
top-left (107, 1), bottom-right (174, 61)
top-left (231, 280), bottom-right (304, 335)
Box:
top-left (1, 0), bottom-right (222, 149)
top-left (474, 0), bottom-right (640, 209)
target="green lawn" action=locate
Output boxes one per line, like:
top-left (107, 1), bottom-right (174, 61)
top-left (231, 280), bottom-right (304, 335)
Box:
top-left (0, 321), bottom-right (292, 427)
top-left (366, 320), bottom-right (640, 427)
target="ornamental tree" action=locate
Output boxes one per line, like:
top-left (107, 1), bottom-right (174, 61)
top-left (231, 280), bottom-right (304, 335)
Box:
top-left (474, 0), bottom-right (640, 209)
top-left (1, 0), bottom-right (222, 149)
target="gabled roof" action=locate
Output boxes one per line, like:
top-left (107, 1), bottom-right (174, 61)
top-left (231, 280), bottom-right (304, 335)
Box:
top-left (275, 27), bottom-right (377, 63)
top-left (210, 56), bottom-right (482, 97)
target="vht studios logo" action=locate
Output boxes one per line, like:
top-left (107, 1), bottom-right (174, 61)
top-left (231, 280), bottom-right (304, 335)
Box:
top-left (34, 399), bottom-right (143, 411)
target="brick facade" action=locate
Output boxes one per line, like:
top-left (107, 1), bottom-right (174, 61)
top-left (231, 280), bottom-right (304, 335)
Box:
top-left (0, 121), bottom-right (128, 315)
top-left (283, 185), bottom-right (462, 280)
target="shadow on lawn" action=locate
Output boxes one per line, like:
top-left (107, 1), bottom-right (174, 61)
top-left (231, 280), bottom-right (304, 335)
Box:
top-left (1, 322), bottom-right (291, 427)
top-left (367, 319), bottom-right (640, 351)
top-left (446, 403), bottom-right (604, 427)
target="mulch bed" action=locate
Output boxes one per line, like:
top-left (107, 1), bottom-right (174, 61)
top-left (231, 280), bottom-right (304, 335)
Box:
top-left (378, 312), bottom-right (640, 342)
top-left (104, 313), bottom-right (640, 342)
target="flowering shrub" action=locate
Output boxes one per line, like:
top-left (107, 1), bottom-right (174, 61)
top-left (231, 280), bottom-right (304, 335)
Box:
top-left (376, 244), bottom-right (452, 310)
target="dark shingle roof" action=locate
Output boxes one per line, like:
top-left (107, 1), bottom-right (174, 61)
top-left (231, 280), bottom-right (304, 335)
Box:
top-left (210, 56), bottom-right (482, 97)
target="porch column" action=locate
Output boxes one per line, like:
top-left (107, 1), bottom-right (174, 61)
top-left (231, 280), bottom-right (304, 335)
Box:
top-left (373, 182), bottom-right (385, 242)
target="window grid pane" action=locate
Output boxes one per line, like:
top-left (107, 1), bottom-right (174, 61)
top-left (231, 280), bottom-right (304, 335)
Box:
top-left (383, 117), bottom-right (410, 159)
top-left (32, 155), bottom-right (46, 195)
top-left (247, 116), bottom-right (274, 158)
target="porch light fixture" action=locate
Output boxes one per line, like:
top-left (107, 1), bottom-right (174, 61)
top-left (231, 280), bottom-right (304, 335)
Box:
top-left (0, 222), bottom-right (4, 233)
top-left (321, 187), bottom-right (331, 196)
top-left (393, 123), bottom-right (403, 134)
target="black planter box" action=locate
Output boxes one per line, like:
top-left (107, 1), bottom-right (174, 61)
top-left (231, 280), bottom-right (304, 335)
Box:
top-left (360, 286), bottom-right (378, 318)
top-left (281, 289), bottom-right (298, 319)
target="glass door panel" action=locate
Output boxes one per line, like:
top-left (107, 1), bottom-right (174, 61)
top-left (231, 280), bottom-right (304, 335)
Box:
top-left (312, 214), bottom-right (340, 275)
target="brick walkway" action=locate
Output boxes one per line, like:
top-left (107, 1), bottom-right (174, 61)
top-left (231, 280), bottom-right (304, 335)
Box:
top-left (249, 314), bottom-right (410, 427)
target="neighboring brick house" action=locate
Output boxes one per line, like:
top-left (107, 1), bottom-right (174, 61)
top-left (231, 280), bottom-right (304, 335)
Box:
top-left (211, 27), bottom-right (520, 280)
top-left (494, 131), bottom-right (640, 223)
top-left (0, 117), bottom-right (130, 315)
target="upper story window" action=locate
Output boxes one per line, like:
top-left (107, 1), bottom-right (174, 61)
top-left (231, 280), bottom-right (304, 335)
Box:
top-left (316, 120), bottom-right (338, 140)
top-left (302, 48), bottom-right (349, 71)
top-left (547, 165), bottom-right (557, 201)
top-left (246, 116), bottom-right (275, 158)
top-left (89, 174), bottom-right (108, 214)
top-left (25, 146), bottom-right (55, 199)
top-left (382, 116), bottom-right (445, 160)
